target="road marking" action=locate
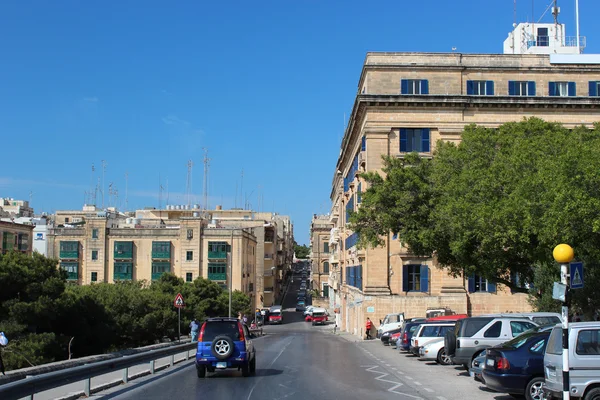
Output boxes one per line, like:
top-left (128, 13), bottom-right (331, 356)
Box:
top-left (392, 367), bottom-right (398, 370)
top-left (437, 397), bottom-right (448, 400)
top-left (246, 336), bottom-right (293, 400)
top-left (414, 381), bottom-right (422, 386)
top-left (424, 388), bottom-right (434, 393)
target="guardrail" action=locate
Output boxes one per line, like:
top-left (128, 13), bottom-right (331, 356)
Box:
top-left (0, 342), bottom-right (196, 400)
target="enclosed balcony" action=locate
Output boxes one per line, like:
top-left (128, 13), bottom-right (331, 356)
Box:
top-left (114, 241), bottom-right (133, 260)
top-left (151, 261), bottom-right (170, 280)
top-left (152, 241), bottom-right (171, 260)
top-left (60, 261), bottom-right (79, 280)
top-left (208, 241), bottom-right (228, 259)
top-left (59, 241), bottom-right (79, 259)
top-left (208, 262), bottom-right (227, 281)
top-left (114, 262), bottom-right (133, 280)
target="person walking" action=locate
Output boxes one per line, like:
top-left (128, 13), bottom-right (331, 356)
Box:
top-left (365, 318), bottom-right (373, 340)
top-left (0, 332), bottom-right (8, 375)
top-left (242, 314), bottom-right (248, 325)
top-left (189, 319), bottom-right (199, 342)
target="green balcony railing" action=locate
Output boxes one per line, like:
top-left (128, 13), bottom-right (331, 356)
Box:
top-left (114, 262), bottom-right (133, 280)
top-left (208, 241), bottom-right (228, 259)
top-left (114, 241), bottom-right (133, 259)
top-left (151, 261), bottom-right (170, 281)
top-left (208, 272), bottom-right (227, 281)
top-left (60, 241), bottom-right (79, 259)
top-left (61, 262), bottom-right (79, 280)
top-left (208, 250), bottom-right (227, 259)
top-left (152, 241), bottom-right (171, 259)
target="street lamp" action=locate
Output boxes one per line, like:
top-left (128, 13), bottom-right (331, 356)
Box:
top-left (552, 243), bottom-right (574, 400)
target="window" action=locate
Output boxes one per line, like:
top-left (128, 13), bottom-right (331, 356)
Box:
top-left (323, 242), bottom-right (329, 253)
top-left (402, 264), bottom-right (429, 292)
top-left (323, 283), bottom-right (329, 297)
top-left (537, 27), bottom-right (549, 46)
top-left (511, 321), bottom-right (536, 336)
top-left (530, 339), bottom-right (547, 354)
top-left (468, 274), bottom-right (497, 293)
top-left (65, 218), bottom-right (70, 223)
top-left (187, 229), bottom-right (193, 239)
top-left (208, 263), bottom-right (227, 281)
top-left (576, 330), bottom-right (600, 355)
top-left (508, 81), bottom-right (536, 96)
top-left (461, 318), bottom-right (494, 337)
top-left (549, 82), bottom-right (576, 97)
top-left (420, 325), bottom-right (439, 337)
top-left (91, 250), bottom-right (98, 261)
top-left (346, 196), bottom-right (354, 222)
top-left (467, 80), bottom-right (494, 96)
top-left (589, 81), bottom-right (600, 97)
top-left (323, 262), bottom-right (329, 273)
top-left (401, 79), bottom-right (429, 95)
top-left (186, 251), bottom-right (193, 261)
top-left (484, 321), bottom-right (502, 338)
top-left (399, 128), bottom-right (430, 153)
top-left (361, 136), bottom-right (366, 151)
top-left (546, 327), bottom-right (563, 355)
top-left (438, 326), bottom-right (453, 337)
top-left (91, 272), bottom-right (98, 282)
top-left (186, 272), bottom-right (193, 282)
top-left (92, 228), bottom-right (98, 239)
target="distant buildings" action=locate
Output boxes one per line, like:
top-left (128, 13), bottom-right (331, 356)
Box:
top-left (0, 220), bottom-right (33, 255)
top-left (0, 198), bottom-right (34, 218)
top-left (309, 214), bottom-right (332, 298)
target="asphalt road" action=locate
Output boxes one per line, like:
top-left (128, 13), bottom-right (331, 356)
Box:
top-left (94, 271), bottom-right (508, 400)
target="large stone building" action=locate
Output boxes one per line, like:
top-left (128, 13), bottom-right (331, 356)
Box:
top-left (330, 24), bottom-right (600, 337)
top-left (309, 214), bottom-right (333, 297)
top-left (0, 198), bottom-right (34, 218)
top-left (0, 220), bottom-right (33, 254)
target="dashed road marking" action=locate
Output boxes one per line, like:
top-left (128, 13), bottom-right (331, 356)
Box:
top-left (437, 397), bottom-right (448, 400)
top-left (424, 388), bottom-right (434, 393)
top-left (414, 381), bottom-right (422, 386)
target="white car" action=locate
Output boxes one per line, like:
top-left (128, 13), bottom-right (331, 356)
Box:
top-left (303, 306), bottom-right (315, 316)
top-left (418, 337), bottom-right (451, 365)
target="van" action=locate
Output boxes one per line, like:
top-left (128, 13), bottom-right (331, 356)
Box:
top-left (543, 322), bottom-right (600, 399)
top-left (377, 313), bottom-right (405, 338)
top-left (410, 322), bottom-right (455, 355)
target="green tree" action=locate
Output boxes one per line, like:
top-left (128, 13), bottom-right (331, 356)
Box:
top-left (351, 118), bottom-right (600, 311)
top-left (294, 241), bottom-right (310, 258)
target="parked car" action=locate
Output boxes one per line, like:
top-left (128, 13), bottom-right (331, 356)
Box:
top-left (195, 317), bottom-right (256, 378)
top-left (445, 316), bottom-right (538, 369)
top-left (470, 353), bottom-right (487, 383)
top-left (410, 323), bottom-right (455, 355)
top-left (303, 306), bottom-right (315, 317)
top-left (398, 319), bottom-right (427, 352)
top-left (268, 309), bottom-right (283, 325)
top-left (311, 308), bottom-right (328, 326)
top-left (482, 329), bottom-right (551, 400)
top-left (419, 337), bottom-right (452, 365)
top-left (543, 322), bottom-right (600, 400)
top-left (381, 327), bottom-right (403, 346)
top-left (390, 331), bottom-right (402, 347)
top-left (481, 312), bottom-right (563, 326)
top-left (295, 301), bottom-right (305, 312)
top-left (377, 313), bottom-right (405, 339)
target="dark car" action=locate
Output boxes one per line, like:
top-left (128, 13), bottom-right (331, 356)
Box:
top-left (195, 317), bottom-right (256, 378)
top-left (381, 327), bottom-right (402, 346)
top-left (482, 330), bottom-right (551, 400)
top-left (398, 319), bottom-right (426, 352)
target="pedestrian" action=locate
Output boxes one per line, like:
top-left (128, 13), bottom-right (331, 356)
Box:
top-left (189, 319), bottom-right (199, 342)
top-left (242, 314), bottom-right (248, 325)
top-left (365, 318), bottom-right (373, 340)
top-left (0, 332), bottom-right (8, 375)
top-left (237, 312), bottom-right (242, 321)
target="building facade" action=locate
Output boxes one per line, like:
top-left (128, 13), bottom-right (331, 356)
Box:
top-left (332, 42), bottom-right (600, 337)
top-left (0, 220), bottom-right (33, 254)
top-left (0, 198), bottom-right (34, 218)
top-left (309, 214), bottom-right (333, 297)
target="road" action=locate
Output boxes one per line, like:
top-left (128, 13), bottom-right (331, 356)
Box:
top-left (94, 271), bottom-right (512, 400)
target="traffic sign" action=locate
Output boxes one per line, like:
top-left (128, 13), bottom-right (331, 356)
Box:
top-left (570, 262), bottom-right (584, 289)
top-left (174, 293), bottom-right (185, 308)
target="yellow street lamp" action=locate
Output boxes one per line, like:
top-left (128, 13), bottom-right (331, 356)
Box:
top-left (553, 243), bottom-right (574, 264)
top-left (553, 243), bottom-right (574, 400)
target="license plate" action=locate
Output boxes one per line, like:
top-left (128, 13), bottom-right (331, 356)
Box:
top-left (486, 359), bottom-right (495, 367)
top-left (216, 362), bottom-right (227, 369)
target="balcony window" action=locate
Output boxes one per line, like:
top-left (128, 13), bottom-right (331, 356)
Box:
top-left (114, 241), bottom-right (133, 259)
top-left (508, 81), bottom-right (536, 96)
top-left (114, 262), bottom-right (133, 281)
top-left (92, 228), bottom-right (98, 239)
top-left (59, 241), bottom-right (79, 259)
top-left (549, 82), bottom-right (576, 97)
top-left (208, 241), bottom-right (228, 259)
top-left (92, 250), bottom-right (98, 261)
top-left (152, 241), bottom-right (171, 259)
top-left (186, 250), bottom-right (193, 261)
top-left (468, 274), bottom-right (497, 293)
top-left (323, 261), bottom-right (330, 274)
top-left (208, 262), bottom-right (227, 281)
top-left (61, 262), bottom-right (78, 280)
top-left (402, 264), bottom-right (429, 292)
top-left (400, 128), bottom-right (430, 153)
top-left (401, 79), bottom-right (429, 95)
top-left (323, 242), bottom-right (329, 254)
top-left (151, 261), bottom-right (170, 280)
top-left (467, 80), bottom-right (494, 96)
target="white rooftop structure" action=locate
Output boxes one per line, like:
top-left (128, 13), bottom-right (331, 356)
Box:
top-left (504, 22), bottom-right (585, 55)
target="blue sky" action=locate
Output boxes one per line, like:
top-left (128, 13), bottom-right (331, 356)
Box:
top-left (1, 1), bottom-right (598, 245)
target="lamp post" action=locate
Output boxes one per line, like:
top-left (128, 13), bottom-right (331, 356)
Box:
top-left (553, 243), bottom-right (574, 400)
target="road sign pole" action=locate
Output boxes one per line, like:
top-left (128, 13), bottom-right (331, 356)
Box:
top-left (554, 244), bottom-right (574, 400)
top-left (178, 307), bottom-right (181, 343)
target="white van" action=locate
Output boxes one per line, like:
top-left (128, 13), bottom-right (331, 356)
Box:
top-left (377, 313), bottom-right (405, 338)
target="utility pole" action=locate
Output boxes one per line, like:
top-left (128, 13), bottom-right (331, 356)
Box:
top-left (186, 160), bottom-right (193, 207)
top-left (228, 230), bottom-right (234, 317)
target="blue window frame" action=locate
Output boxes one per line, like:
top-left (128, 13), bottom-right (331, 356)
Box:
top-left (508, 81), bottom-right (536, 96)
top-left (401, 79), bottom-right (429, 95)
top-left (400, 128), bottom-right (430, 153)
top-left (468, 274), bottom-right (497, 293)
top-left (402, 265), bottom-right (429, 292)
top-left (549, 82), bottom-right (576, 97)
top-left (361, 136), bottom-right (366, 151)
top-left (589, 81), bottom-right (600, 97)
top-left (467, 80), bottom-right (494, 96)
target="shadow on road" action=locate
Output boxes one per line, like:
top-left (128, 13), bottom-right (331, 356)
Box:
top-left (207, 368), bottom-right (283, 378)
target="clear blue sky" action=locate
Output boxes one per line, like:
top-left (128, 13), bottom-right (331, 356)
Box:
top-left (1, 1), bottom-right (598, 245)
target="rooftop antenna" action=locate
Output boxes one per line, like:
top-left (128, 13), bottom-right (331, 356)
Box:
top-left (202, 148), bottom-right (210, 213)
top-left (575, 0), bottom-right (580, 53)
top-left (514, 0), bottom-right (517, 27)
top-left (29, 191), bottom-right (34, 205)
top-left (240, 168), bottom-right (244, 210)
top-left (186, 160), bottom-right (193, 207)
top-left (90, 164), bottom-right (95, 205)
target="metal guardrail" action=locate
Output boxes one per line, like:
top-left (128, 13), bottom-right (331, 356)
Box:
top-left (0, 342), bottom-right (196, 400)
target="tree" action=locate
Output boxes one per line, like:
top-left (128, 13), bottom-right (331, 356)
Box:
top-left (351, 118), bottom-right (600, 310)
top-left (294, 241), bottom-right (310, 258)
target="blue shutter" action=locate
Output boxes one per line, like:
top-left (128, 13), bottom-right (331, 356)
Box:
top-left (528, 81), bottom-right (536, 96)
top-left (468, 274), bottom-right (475, 293)
top-left (392, 233), bottom-right (398, 240)
top-left (549, 82), bottom-right (556, 96)
top-left (420, 265), bottom-right (429, 293)
top-left (402, 265), bottom-right (409, 292)
top-left (421, 80), bottom-right (429, 95)
top-left (466, 80), bottom-right (474, 95)
top-left (401, 79), bottom-right (408, 94)
top-left (421, 128), bottom-right (430, 152)
top-left (357, 183), bottom-right (362, 203)
top-left (508, 81), bottom-right (516, 96)
top-left (589, 81), bottom-right (598, 97)
top-left (486, 80), bottom-right (494, 96)
top-left (487, 280), bottom-right (497, 293)
top-left (400, 129), bottom-right (408, 152)
top-left (568, 82), bottom-right (576, 97)
top-left (361, 136), bottom-right (366, 151)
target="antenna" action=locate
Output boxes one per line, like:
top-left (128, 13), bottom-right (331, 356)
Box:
top-left (90, 164), bottom-right (95, 205)
top-left (202, 148), bottom-right (210, 213)
top-left (240, 169), bottom-right (244, 210)
top-left (575, 0), bottom-right (580, 53)
top-left (514, 0), bottom-right (517, 27)
top-left (186, 160), bottom-right (193, 207)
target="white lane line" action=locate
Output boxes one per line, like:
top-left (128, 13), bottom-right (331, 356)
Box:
top-left (413, 381), bottom-right (422, 386)
top-left (392, 367), bottom-right (398, 370)
top-left (246, 336), bottom-right (293, 400)
top-left (437, 397), bottom-right (448, 400)
top-left (424, 388), bottom-right (434, 393)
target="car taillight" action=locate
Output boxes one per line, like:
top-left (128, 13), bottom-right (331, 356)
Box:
top-left (403, 333), bottom-right (408, 344)
top-left (415, 340), bottom-right (419, 346)
top-left (238, 323), bottom-right (245, 342)
top-left (496, 357), bottom-right (510, 370)
top-left (198, 322), bottom-right (206, 342)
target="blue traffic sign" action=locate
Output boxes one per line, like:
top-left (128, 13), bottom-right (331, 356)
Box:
top-left (570, 262), bottom-right (584, 289)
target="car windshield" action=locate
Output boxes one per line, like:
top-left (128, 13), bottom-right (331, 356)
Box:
top-left (500, 332), bottom-right (540, 349)
top-left (271, 311), bottom-right (281, 317)
top-left (202, 321), bottom-right (239, 342)
top-left (313, 312), bottom-right (325, 317)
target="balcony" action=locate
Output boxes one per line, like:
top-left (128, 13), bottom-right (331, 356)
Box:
top-left (59, 241), bottom-right (79, 259)
top-left (208, 272), bottom-right (227, 281)
top-left (264, 287), bottom-right (274, 293)
top-left (151, 261), bottom-right (170, 281)
top-left (114, 262), bottom-right (133, 280)
top-left (114, 241), bottom-right (133, 260)
top-left (208, 262), bottom-right (227, 281)
top-left (208, 241), bottom-right (228, 259)
top-left (151, 241), bottom-right (171, 260)
top-left (60, 262), bottom-right (78, 281)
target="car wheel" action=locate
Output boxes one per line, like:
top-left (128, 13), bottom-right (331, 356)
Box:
top-left (444, 330), bottom-right (456, 357)
top-left (241, 361), bottom-right (251, 377)
top-left (437, 348), bottom-right (451, 365)
top-left (584, 387), bottom-right (600, 400)
top-left (524, 377), bottom-right (544, 400)
top-left (211, 335), bottom-right (234, 360)
top-left (197, 366), bottom-right (206, 378)
top-left (250, 356), bottom-right (256, 375)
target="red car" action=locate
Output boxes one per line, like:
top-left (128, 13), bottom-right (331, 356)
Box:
top-left (269, 310), bottom-right (283, 324)
top-left (311, 310), bottom-right (328, 326)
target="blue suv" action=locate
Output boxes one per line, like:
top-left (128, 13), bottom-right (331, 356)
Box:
top-left (195, 317), bottom-right (256, 377)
